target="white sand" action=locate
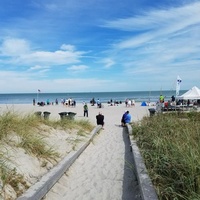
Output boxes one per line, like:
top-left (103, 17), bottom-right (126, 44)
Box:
top-left (0, 102), bottom-right (153, 200)
top-left (43, 102), bottom-right (150, 200)
top-left (0, 102), bottom-right (151, 125)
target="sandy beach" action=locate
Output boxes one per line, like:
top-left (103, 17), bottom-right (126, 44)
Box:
top-left (0, 101), bottom-right (152, 124)
top-left (0, 102), bottom-right (153, 200)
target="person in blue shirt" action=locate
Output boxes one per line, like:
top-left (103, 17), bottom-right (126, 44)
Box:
top-left (121, 110), bottom-right (131, 126)
top-left (124, 111), bottom-right (131, 124)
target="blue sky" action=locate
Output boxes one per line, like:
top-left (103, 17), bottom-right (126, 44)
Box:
top-left (0, 0), bottom-right (199, 93)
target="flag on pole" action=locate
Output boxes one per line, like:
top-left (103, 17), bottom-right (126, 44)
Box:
top-left (176, 75), bottom-right (182, 96)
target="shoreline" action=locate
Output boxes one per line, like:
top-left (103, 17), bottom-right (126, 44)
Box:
top-left (0, 90), bottom-right (184, 105)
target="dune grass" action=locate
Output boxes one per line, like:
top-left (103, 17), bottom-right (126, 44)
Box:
top-left (0, 110), bottom-right (94, 198)
top-left (43, 117), bottom-right (94, 132)
top-left (131, 111), bottom-right (200, 200)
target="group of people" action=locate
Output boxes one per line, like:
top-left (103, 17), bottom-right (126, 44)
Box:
top-left (33, 98), bottom-right (74, 106)
top-left (61, 98), bottom-right (76, 107)
top-left (90, 98), bottom-right (102, 108)
top-left (83, 103), bottom-right (104, 127)
top-left (83, 103), bottom-right (132, 128)
top-left (125, 99), bottom-right (135, 107)
top-left (95, 110), bottom-right (131, 128)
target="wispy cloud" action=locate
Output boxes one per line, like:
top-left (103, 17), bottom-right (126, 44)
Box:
top-left (28, 65), bottom-right (46, 71)
top-left (101, 58), bottom-right (115, 68)
top-left (106, 2), bottom-right (200, 49)
top-left (101, 2), bottom-right (200, 85)
top-left (67, 65), bottom-right (89, 72)
top-left (103, 2), bottom-right (200, 32)
top-left (27, 65), bottom-right (50, 76)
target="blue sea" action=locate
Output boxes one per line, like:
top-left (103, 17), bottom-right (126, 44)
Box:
top-left (0, 90), bottom-right (187, 104)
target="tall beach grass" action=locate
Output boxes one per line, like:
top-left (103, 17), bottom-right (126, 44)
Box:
top-left (131, 112), bottom-right (200, 200)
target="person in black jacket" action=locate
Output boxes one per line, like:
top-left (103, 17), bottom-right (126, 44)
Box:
top-left (96, 112), bottom-right (104, 128)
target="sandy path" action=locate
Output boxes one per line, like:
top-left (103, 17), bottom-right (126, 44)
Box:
top-left (40, 103), bottom-right (150, 200)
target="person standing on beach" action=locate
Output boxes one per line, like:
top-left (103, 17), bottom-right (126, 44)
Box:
top-left (97, 98), bottom-right (101, 108)
top-left (159, 95), bottom-right (164, 103)
top-left (83, 103), bottom-right (88, 117)
top-left (96, 112), bottom-right (104, 128)
top-left (125, 99), bottom-right (128, 107)
top-left (73, 100), bottom-right (76, 107)
top-left (171, 95), bottom-right (175, 102)
top-left (33, 98), bottom-right (36, 106)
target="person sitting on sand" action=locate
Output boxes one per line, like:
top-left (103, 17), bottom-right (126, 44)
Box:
top-left (121, 111), bottom-right (127, 126)
top-left (124, 111), bottom-right (131, 125)
top-left (96, 112), bottom-right (104, 128)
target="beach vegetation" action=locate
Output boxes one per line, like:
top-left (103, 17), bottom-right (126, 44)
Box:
top-left (77, 130), bottom-right (87, 137)
top-left (0, 111), bottom-right (94, 199)
top-left (44, 118), bottom-right (94, 132)
top-left (131, 112), bottom-right (200, 200)
top-left (67, 136), bottom-right (83, 151)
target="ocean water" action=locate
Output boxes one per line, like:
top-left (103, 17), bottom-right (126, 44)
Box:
top-left (0, 90), bottom-right (187, 104)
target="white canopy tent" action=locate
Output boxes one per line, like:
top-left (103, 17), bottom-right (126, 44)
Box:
top-left (178, 86), bottom-right (200, 100)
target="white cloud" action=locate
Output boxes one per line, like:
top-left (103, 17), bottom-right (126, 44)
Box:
top-left (0, 38), bottom-right (86, 66)
top-left (60, 44), bottom-right (76, 52)
top-left (67, 65), bottom-right (89, 72)
top-left (28, 65), bottom-right (45, 71)
top-left (20, 50), bottom-right (82, 65)
top-left (27, 65), bottom-right (50, 77)
top-left (0, 38), bottom-right (30, 56)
